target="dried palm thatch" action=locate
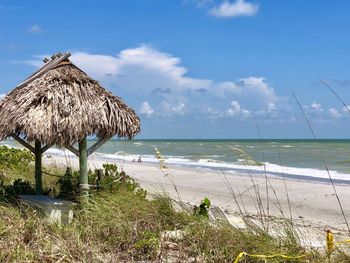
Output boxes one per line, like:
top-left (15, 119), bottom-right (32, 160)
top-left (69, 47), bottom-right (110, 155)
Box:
top-left (0, 53), bottom-right (140, 147)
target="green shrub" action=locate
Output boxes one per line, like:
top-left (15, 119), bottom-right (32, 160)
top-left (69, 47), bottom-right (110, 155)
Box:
top-left (0, 179), bottom-right (35, 202)
top-left (0, 146), bottom-right (34, 168)
top-left (0, 179), bottom-right (52, 203)
top-left (57, 167), bottom-right (79, 201)
top-left (56, 163), bottom-right (147, 200)
top-left (194, 197), bottom-right (211, 218)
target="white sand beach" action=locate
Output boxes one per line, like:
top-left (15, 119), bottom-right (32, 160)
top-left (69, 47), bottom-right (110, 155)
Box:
top-left (44, 153), bottom-right (350, 246)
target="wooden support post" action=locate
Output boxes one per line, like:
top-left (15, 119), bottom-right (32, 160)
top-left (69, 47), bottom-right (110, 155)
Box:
top-left (35, 140), bottom-right (43, 194)
top-left (79, 136), bottom-right (89, 198)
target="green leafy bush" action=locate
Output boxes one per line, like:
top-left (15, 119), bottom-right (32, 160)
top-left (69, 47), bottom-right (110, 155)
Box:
top-left (56, 163), bottom-right (147, 200)
top-left (194, 197), bottom-right (211, 218)
top-left (0, 146), bottom-right (34, 168)
top-left (0, 179), bottom-right (35, 202)
top-left (90, 163), bottom-right (147, 198)
top-left (57, 167), bottom-right (79, 201)
top-left (0, 146), bottom-right (35, 186)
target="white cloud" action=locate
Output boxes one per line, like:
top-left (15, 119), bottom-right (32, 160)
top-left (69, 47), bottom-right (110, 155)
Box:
top-left (329, 108), bottom-right (341, 119)
top-left (18, 45), bottom-right (283, 118)
top-left (161, 101), bottom-right (186, 116)
top-left (216, 77), bottom-right (279, 104)
top-left (216, 81), bottom-right (239, 93)
top-left (209, 0), bottom-right (259, 18)
top-left (205, 107), bottom-right (219, 115)
top-left (69, 49), bottom-right (273, 107)
top-left (62, 48), bottom-right (281, 108)
top-left (311, 101), bottom-right (323, 112)
top-left (71, 46), bottom-right (211, 93)
top-left (226, 101), bottom-right (250, 117)
top-left (21, 46), bottom-right (279, 102)
top-left (0, 94), bottom-right (6, 100)
top-left (267, 102), bottom-right (277, 112)
top-left (28, 24), bottom-right (42, 33)
top-left (72, 52), bottom-right (120, 79)
top-left (303, 101), bottom-right (324, 114)
top-left (139, 102), bottom-right (154, 116)
top-left (238, 77), bottom-right (278, 102)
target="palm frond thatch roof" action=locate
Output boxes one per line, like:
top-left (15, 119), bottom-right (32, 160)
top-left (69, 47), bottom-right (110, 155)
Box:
top-left (0, 52), bottom-right (140, 147)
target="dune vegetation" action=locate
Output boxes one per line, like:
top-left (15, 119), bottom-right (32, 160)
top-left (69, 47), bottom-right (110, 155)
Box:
top-left (0, 146), bottom-right (349, 262)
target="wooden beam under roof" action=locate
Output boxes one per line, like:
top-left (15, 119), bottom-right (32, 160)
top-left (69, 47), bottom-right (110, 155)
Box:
top-left (66, 145), bottom-right (80, 157)
top-left (87, 136), bottom-right (111, 157)
top-left (41, 144), bottom-right (53, 154)
top-left (10, 133), bottom-right (35, 153)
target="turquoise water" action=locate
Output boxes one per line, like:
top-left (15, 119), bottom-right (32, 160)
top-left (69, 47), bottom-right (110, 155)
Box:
top-left (3, 139), bottom-right (350, 182)
top-left (96, 139), bottom-right (350, 173)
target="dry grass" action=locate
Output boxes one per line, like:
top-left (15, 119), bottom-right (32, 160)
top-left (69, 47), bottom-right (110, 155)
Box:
top-left (0, 147), bottom-right (349, 262)
top-left (1, 188), bottom-right (350, 262)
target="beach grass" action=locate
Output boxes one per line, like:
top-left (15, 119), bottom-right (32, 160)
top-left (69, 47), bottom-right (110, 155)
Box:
top-left (0, 191), bottom-right (314, 262)
top-left (0, 147), bottom-right (349, 262)
top-left (2, 188), bottom-right (350, 262)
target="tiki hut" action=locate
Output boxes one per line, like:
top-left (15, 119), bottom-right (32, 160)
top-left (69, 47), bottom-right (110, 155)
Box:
top-left (0, 52), bottom-right (140, 195)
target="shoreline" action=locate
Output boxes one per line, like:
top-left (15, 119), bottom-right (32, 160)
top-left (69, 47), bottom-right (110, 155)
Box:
top-left (44, 154), bottom-right (350, 232)
top-left (101, 155), bottom-right (350, 186)
top-left (45, 148), bottom-right (350, 184)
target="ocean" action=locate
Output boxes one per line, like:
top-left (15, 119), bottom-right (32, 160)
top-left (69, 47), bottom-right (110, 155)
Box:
top-left (2, 139), bottom-right (350, 183)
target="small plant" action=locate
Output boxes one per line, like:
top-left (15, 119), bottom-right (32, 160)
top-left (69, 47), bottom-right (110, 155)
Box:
top-left (194, 197), bottom-right (211, 218)
top-left (97, 164), bottom-right (146, 198)
top-left (56, 163), bottom-right (147, 200)
top-left (57, 167), bottom-right (79, 200)
top-left (0, 179), bottom-right (35, 202)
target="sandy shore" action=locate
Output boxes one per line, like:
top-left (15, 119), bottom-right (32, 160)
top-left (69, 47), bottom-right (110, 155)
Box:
top-left (44, 153), bottom-right (350, 245)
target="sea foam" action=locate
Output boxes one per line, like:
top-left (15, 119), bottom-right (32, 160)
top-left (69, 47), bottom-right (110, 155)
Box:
top-left (44, 148), bottom-right (350, 182)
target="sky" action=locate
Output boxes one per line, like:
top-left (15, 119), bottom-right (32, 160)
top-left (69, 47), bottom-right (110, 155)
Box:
top-left (1, 0), bottom-right (350, 139)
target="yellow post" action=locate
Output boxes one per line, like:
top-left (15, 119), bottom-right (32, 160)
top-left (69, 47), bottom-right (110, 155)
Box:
top-left (326, 230), bottom-right (334, 257)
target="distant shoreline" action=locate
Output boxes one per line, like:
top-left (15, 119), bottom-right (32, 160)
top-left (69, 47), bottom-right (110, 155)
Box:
top-left (3, 139), bottom-right (350, 182)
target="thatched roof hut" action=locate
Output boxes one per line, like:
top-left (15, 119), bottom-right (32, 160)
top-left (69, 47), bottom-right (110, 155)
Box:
top-left (0, 52), bottom-right (140, 195)
top-left (0, 52), bottom-right (140, 147)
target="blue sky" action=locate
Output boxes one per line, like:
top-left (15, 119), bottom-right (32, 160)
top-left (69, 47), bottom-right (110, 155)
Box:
top-left (1, 0), bottom-right (350, 139)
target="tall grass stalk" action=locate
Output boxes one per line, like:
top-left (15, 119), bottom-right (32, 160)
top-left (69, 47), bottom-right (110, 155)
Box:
top-left (277, 145), bottom-right (294, 223)
top-left (154, 148), bottom-right (181, 201)
top-left (292, 91), bottom-right (350, 235)
top-left (256, 127), bottom-right (288, 226)
top-left (231, 145), bottom-right (268, 226)
top-left (257, 125), bottom-right (270, 221)
top-left (219, 170), bottom-right (244, 214)
top-left (319, 79), bottom-right (350, 114)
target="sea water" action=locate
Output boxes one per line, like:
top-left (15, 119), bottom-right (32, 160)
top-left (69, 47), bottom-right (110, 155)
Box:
top-left (2, 139), bottom-right (350, 183)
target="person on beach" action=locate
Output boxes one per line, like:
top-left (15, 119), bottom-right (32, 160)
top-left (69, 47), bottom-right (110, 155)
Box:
top-left (138, 156), bottom-right (142, 163)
